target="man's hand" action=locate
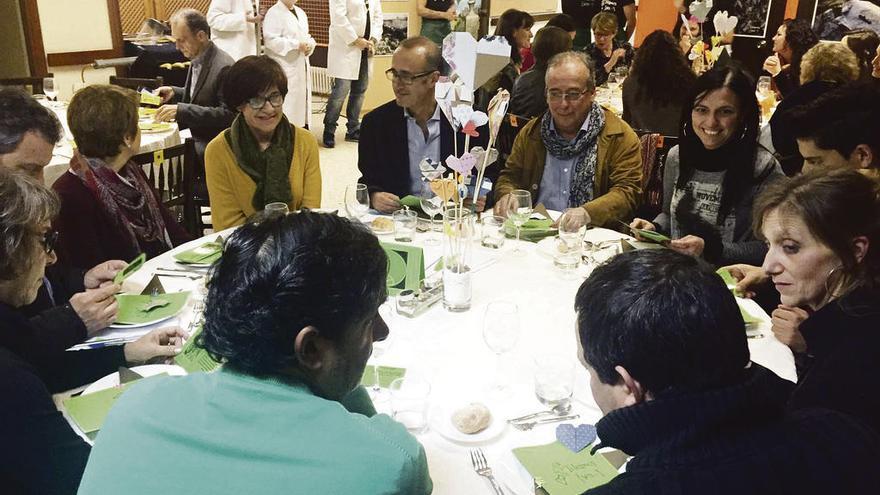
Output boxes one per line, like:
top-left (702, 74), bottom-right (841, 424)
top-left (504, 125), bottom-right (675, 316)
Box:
top-left (770, 305), bottom-right (809, 353)
top-left (445, 8), bottom-right (458, 21)
top-left (247, 12), bottom-right (264, 23)
top-left (123, 326), bottom-right (188, 365)
top-left (669, 235), bottom-right (705, 257)
top-left (156, 86), bottom-right (175, 104)
top-left (84, 260), bottom-right (127, 289)
top-left (154, 104), bottom-right (178, 122)
top-left (69, 284), bottom-right (120, 335)
top-left (493, 193), bottom-right (511, 217)
top-left (371, 192), bottom-right (401, 213)
top-left (723, 263), bottom-right (770, 299)
top-left (353, 37), bottom-right (372, 50)
top-left (628, 218), bottom-right (656, 241)
top-left (463, 196), bottom-right (487, 213)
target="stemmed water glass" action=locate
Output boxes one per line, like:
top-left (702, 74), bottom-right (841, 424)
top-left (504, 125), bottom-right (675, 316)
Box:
top-left (345, 183), bottom-right (370, 221)
top-left (483, 301), bottom-right (520, 393)
top-left (369, 300), bottom-right (395, 402)
top-left (507, 189), bottom-right (532, 258)
top-left (43, 77), bottom-right (58, 106)
top-left (419, 182), bottom-right (443, 246)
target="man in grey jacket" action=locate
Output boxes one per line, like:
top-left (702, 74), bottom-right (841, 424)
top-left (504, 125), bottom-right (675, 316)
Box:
top-left (155, 8), bottom-right (236, 164)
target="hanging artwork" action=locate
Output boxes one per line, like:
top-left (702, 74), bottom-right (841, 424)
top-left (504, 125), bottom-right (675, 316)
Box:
top-left (732, 0), bottom-right (773, 38)
top-left (376, 13), bottom-right (409, 56)
top-left (811, 0), bottom-right (880, 41)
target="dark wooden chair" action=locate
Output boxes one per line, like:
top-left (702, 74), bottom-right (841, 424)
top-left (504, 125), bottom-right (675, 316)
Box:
top-left (634, 131), bottom-right (678, 221)
top-left (0, 74), bottom-right (53, 94)
top-left (110, 76), bottom-right (164, 91)
top-left (131, 138), bottom-right (211, 237)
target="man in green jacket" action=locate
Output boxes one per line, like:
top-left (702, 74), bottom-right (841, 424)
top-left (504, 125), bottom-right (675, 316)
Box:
top-left (494, 51), bottom-right (642, 228)
top-left (78, 212), bottom-right (432, 495)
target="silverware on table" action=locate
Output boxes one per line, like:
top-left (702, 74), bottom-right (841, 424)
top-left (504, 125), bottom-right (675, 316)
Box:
top-left (508, 403), bottom-right (572, 424)
top-left (470, 448), bottom-right (505, 495)
top-left (510, 414), bottom-right (580, 431)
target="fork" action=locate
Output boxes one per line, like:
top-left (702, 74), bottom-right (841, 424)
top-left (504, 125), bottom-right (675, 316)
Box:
top-left (470, 449), bottom-right (505, 495)
top-left (510, 414), bottom-right (580, 431)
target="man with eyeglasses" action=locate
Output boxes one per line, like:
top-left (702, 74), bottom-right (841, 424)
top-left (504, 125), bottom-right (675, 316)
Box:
top-left (358, 36), bottom-right (487, 213)
top-left (494, 51), bottom-right (642, 228)
top-left (154, 8), bottom-right (236, 166)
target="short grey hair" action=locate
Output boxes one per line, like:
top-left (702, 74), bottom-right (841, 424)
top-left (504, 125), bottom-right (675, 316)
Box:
top-left (545, 51), bottom-right (596, 91)
top-left (0, 168), bottom-right (58, 281)
top-left (170, 8), bottom-right (211, 38)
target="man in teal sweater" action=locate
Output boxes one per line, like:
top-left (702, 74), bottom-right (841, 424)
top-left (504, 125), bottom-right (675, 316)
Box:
top-left (79, 212), bottom-right (433, 494)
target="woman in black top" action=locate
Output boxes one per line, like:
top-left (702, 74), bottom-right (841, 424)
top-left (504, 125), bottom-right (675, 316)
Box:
top-left (585, 12), bottom-right (634, 87)
top-left (761, 19), bottom-right (818, 98)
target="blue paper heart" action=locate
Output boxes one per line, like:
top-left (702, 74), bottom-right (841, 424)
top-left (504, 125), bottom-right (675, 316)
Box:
top-left (555, 423), bottom-right (597, 453)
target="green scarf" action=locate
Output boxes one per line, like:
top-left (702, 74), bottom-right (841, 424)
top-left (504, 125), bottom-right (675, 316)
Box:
top-left (224, 114), bottom-right (295, 210)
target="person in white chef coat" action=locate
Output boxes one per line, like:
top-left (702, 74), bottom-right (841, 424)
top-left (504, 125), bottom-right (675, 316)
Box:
top-left (323, 0), bottom-right (382, 148)
top-left (207, 0), bottom-right (262, 61)
top-left (263, 0), bottom-right (316, 129)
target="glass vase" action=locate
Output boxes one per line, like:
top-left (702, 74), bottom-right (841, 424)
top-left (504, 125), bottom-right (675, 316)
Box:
top-left (442, 207), bottom-right (474, 312)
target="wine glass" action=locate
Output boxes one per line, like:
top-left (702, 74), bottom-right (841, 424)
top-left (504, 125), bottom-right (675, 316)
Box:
top-left (369, 300), bottom-right (395, 402)
top-left (507, 189), bottom-right (532, 258)
top-left (43, 77), bottom-right (58, 105)
top-left (483, 301), bottom-right (520, 393)
top-left (345, 183), bottom-right (370, 221)
top-left (606, 72), bottom-right (621, 92)
top-left (419, 182), bottom-right (443, 246)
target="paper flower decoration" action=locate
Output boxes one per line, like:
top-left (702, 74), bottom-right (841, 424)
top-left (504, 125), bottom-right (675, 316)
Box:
top-left (713, 10), bottom-right (738, 36)
top-left (688, 0), bottom-right (713, 23)
top-left (446, 152), bottom-right (477, 176)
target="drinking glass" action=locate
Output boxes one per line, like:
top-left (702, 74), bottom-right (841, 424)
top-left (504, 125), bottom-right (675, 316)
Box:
top-left (480, 215), bottom-right (506, 249)
top-left (43, 77), bottom-right (57, 102)
top-left (554, 209), bottom-right (587, 278)
top-left (392, 209), bottom-right (417, 242)
top-left (263, 202), bottom-right (289, 217)
top-left (369, 300), bottom-right (395, 402)
top-left (345, 183), bottom-right (370, 221)
top-left (507, 190), bottom-right (532, 257)
top-left (483, 301), bottom-right (520, 392)
top-left (606, 72), bottom-right (621, 92)
top-left (534, 354), bottom-right (575, 411)
top-left (419, 183), bottom-right (443, 246)
top-left (390, 375), bottom-right (431, 434)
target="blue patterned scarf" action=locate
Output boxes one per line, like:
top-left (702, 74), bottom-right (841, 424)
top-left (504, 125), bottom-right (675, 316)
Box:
top-left (540, 102), bottom-right (605, 207)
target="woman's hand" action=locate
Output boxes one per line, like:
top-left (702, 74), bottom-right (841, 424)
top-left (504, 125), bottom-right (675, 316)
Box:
top-left (669, 235), bottom-right (705, 257)
top-left (770, 305), bottom-right (809, 353)
top-left (83, 260), bottom-right (127, 289)
top-left (723, 263), bottom-right (770, 298)
top-left (123, 327), bottom-right (188, 365)
top-left (628, 218), bottom-right (655, 241)
top-left (763, 54), bottom-right (782, 76)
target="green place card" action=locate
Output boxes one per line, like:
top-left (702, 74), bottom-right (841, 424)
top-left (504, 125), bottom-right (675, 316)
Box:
top-left (113, 253), bottom-right (146, 285)
top-left (173, 237), bottom-right (223, 264)
top-left (716, 269), bottom-right (762, 327)
top-left (360, 365), bottom-right (406, 388)
top-left (63, 375), bottom-right (165, 434)
top-left (114, 291), bottom-right (190, 325)
top-left (716, 268), bottom-right (737, 289)
top-left (380, 242), bottom-right (425, 296)
top-left (513, 441), bottom-right (618, 495)
top-left (174, 326), bottom-right (222, 373)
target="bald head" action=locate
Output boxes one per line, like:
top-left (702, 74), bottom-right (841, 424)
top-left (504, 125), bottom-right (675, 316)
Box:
top-left (396, 36), bottom-right (442, 73)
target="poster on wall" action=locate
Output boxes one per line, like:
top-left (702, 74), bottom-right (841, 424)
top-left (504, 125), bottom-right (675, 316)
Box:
top-left (732, 0), bottom-right (774, 38)
top-left (377, 13), bottom-right (409, 56)
top-left (811, 0), bottom-right (880, 41)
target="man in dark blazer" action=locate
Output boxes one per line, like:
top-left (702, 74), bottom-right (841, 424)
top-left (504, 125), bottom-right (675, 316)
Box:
top-left (358, 36), bottom-right (488, 213)
top-left (155, 8), bottom-right (236, 163)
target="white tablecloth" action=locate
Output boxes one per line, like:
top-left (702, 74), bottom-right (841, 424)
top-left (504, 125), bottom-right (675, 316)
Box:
top-left (44, 103), bottom-right (183, 187)
top-left (64, 224), bottom-right (795, 494)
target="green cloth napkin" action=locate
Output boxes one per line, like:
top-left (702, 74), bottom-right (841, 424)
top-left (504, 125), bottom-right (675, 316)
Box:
top-left (399, 195), bottom-right (423, 211)
top-left (504, 218), bottom-right (557, 242)
top-left (114, 292), bottom-right (190, 325)
top-left (513, 441), bottom-right (618, 495)
top-left (360, 365), bottom-right (406, 388)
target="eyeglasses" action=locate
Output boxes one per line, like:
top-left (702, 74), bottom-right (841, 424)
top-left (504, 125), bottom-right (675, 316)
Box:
top-left (546, 89), bottom-right (590, 103)
top-left (246, 92), bottom-right (284, 110)
top-left (385, 68), bottom-right (435, 85)
top-left (40, 230), bottom-right (59, 255)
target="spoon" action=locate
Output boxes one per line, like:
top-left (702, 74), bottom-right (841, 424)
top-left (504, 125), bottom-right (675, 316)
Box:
top-left (508, 403), bottom-right (572, 424)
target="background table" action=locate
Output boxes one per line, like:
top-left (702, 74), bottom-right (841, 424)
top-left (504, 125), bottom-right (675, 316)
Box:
top-left (62, 222), bottom-right (796, 494)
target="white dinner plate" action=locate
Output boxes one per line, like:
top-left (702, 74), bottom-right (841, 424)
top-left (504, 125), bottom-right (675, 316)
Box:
top-left (430, 403), bottom-right (507, 444)
top-left (82, 364), bottom-right (187, 396)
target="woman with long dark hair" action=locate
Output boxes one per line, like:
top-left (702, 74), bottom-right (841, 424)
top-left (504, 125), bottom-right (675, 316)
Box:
top-left (474, 9), bottom-right (534, 112)
top-left (843, 29), bottom-right (880, 82)
top-left (762, 19), bottom-right (819, 98)
top-left (622, 29), bottom-right (697, 136)
top-left (630, 65), bottom-right (784, 266)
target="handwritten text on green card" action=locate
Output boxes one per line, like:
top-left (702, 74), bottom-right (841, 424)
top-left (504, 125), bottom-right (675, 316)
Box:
top-left (174, 326), bottom-right (221, 373)
top-left (513, 441), bottom-right (618, 495)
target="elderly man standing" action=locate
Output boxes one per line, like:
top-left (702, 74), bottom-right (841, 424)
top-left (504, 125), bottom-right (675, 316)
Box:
top-left (207, 0), bottom-right (262, 61)
top-left (155, 8), bottom-right (236, 162)
top-left (359, 36), bottom-right (486, 213)
top-left (78, 212), bottom-right (433, 494)
top-left (323, 0), bottom-right (383, 148)
top-left (494, 52), bottom-right (642, 228)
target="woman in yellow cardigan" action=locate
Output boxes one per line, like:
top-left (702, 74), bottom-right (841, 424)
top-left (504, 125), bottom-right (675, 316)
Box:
top-left (206, 55), bottom-right (321, 231)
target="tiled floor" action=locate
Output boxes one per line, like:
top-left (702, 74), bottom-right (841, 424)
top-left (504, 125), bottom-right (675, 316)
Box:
top-left (309, 105), bottom-right (362, 211)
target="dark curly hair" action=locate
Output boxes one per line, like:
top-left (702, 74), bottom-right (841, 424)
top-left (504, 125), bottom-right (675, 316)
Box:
top-left (779, 19), bottom-right (819, 90)
top-left (629, 30), bottom-right (696, 107)
top-left (200, 211), bottom-right (388, 377)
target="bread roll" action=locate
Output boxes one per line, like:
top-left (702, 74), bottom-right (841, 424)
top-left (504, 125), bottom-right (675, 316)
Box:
top-left (452, 403), bottom-right (492, 434)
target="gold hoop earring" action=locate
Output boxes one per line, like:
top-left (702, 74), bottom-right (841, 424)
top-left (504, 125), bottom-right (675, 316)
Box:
top-left (824, 264), bottom-right (845, 299)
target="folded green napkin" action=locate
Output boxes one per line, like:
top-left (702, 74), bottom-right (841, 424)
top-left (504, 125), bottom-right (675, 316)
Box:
top-left (399, 195), bottom-right (423, 210)
top-left (114, 291), bottom-right (190, 325)
top-left (174, 240), bottom-right (222, 264)
top-left (504, 218), bottom-right (557, 242)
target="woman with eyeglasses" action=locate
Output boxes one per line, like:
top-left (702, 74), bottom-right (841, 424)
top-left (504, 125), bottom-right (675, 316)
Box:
top-left (205, 55), bottom-right (322, 230)
top-left (630, 66), bottom-right (784, 266)
top-left (52, 85), bottom-right (191, 270)
top-left (0, 168), bottom-right (186, 493)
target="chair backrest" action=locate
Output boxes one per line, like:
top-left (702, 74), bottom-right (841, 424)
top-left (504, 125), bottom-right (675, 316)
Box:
top-left (635, 132), bottom-right (678, 221)
top-left (0, 74), bottom-right (53, 95)
top-left (110, 76), bottom-right (164, 91)
top-left (131, 138), bottom-right (209, 237)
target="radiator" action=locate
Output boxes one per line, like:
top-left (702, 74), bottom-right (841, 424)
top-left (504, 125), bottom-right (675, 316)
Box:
top-left (311, 67), bottom-right (334, 96)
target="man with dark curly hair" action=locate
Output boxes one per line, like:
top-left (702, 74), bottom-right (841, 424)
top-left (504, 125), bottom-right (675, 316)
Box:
top-left (79, 211), bottom-right (433, 495)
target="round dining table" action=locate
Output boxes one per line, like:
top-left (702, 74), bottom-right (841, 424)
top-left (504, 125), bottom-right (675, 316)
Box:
top-left (62, 217), bottom-right (796, 494)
